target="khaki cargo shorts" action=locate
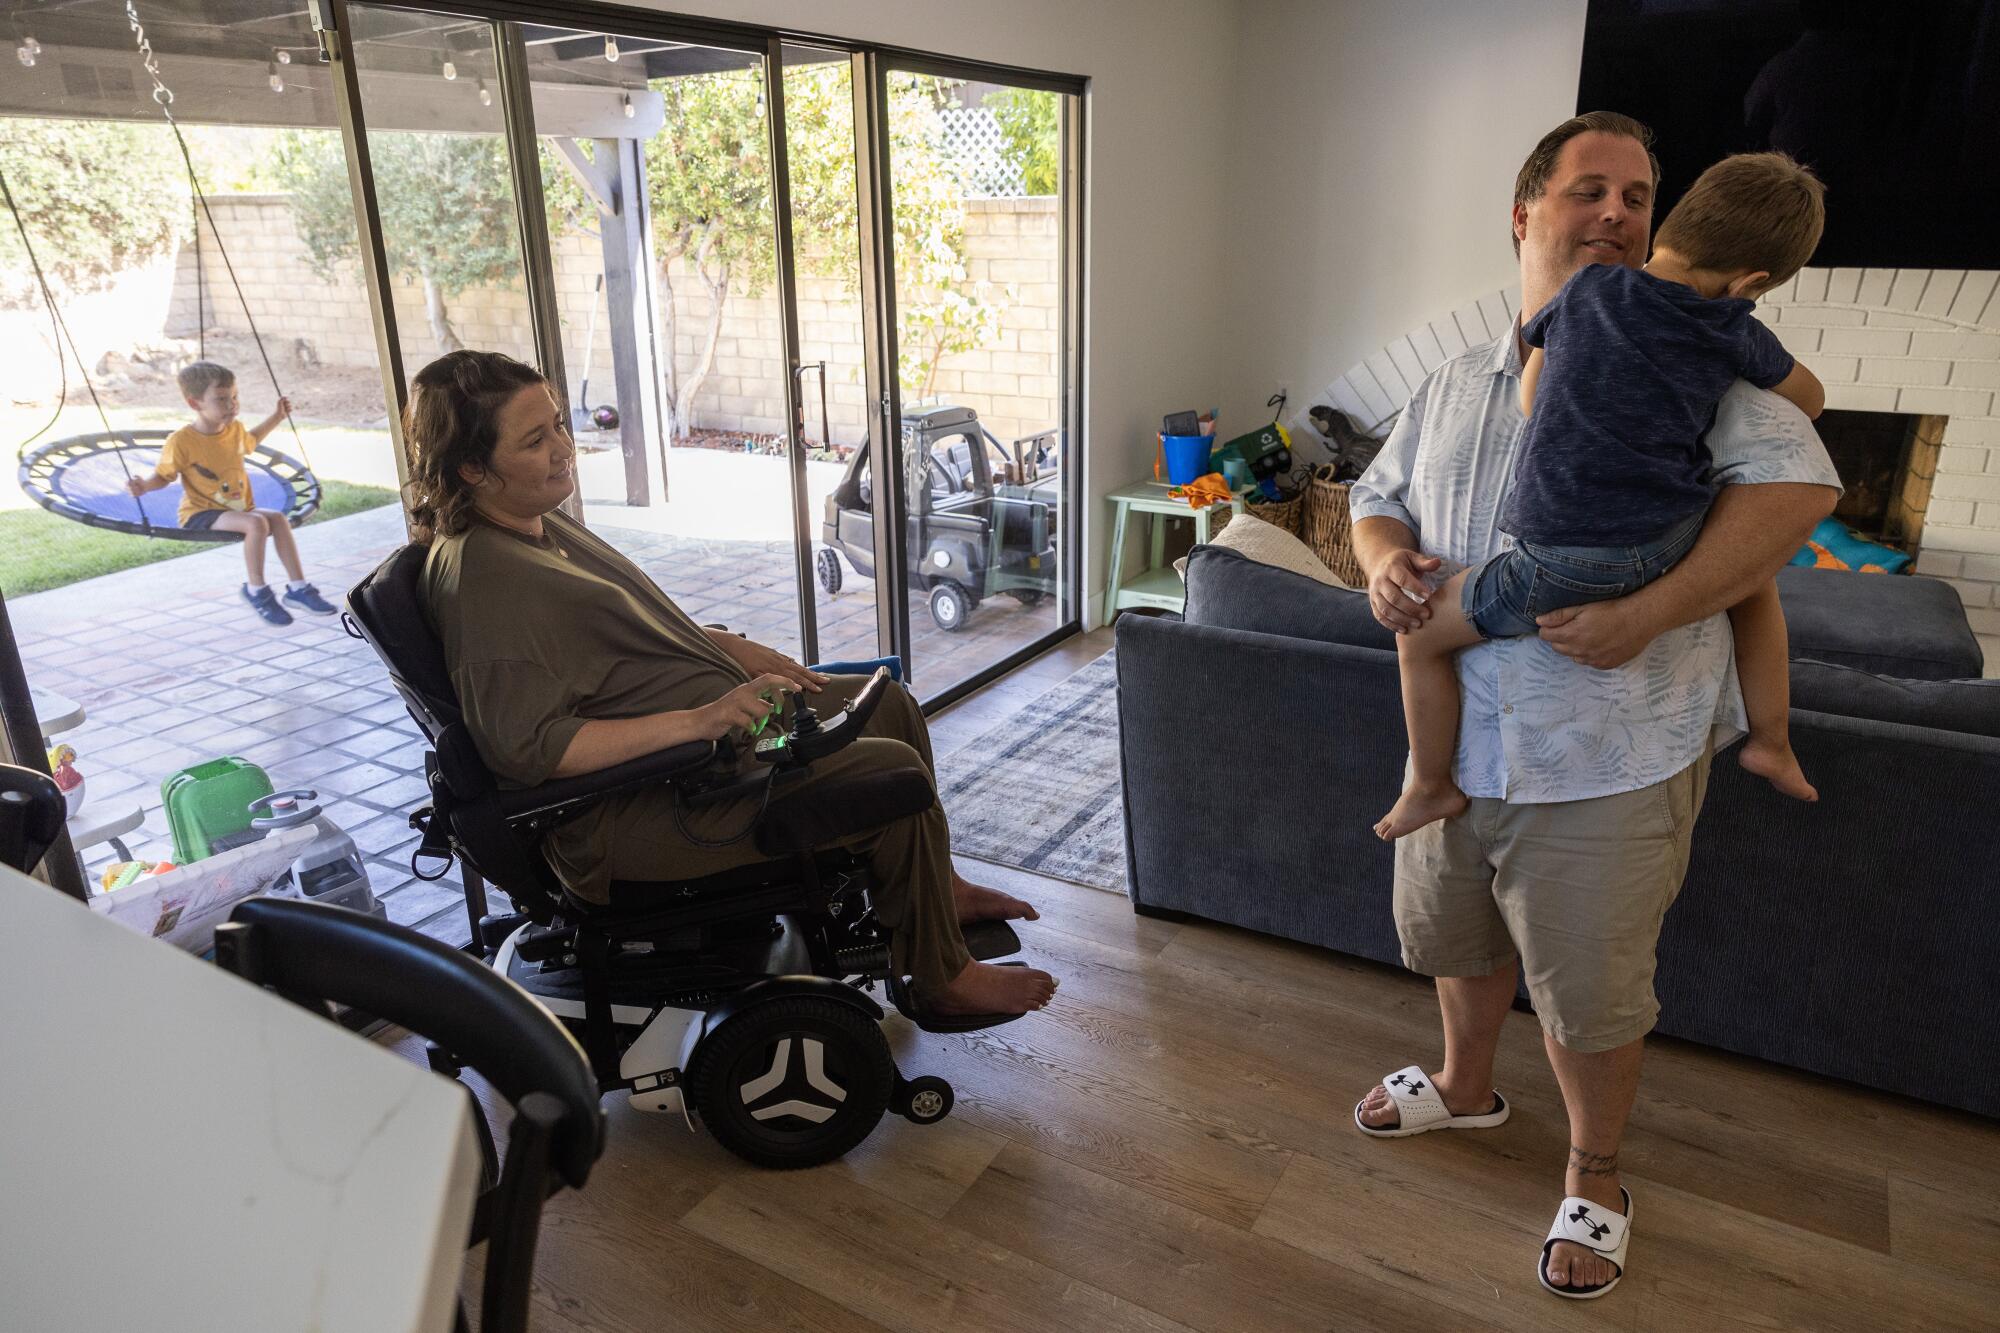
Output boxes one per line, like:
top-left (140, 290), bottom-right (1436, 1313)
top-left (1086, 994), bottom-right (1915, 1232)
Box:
top-left (1391, 746), bottom-right (1714, 1054)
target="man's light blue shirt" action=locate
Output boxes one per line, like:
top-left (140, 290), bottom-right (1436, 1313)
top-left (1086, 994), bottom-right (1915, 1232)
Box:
top-left (1349, 325), bottom-right (1842, 803)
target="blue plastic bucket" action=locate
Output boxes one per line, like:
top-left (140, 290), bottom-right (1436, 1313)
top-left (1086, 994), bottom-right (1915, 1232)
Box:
top-left (1162, 434), bottom-right (1213, 485)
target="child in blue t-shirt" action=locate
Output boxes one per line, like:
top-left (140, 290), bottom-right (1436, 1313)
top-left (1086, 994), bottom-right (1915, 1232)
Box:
top-left (1376, 153), bottom-right (1828, 841)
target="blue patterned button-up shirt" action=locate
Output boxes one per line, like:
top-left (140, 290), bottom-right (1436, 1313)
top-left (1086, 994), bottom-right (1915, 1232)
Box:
top-left (1349, 326), bottom-right (1842, 803)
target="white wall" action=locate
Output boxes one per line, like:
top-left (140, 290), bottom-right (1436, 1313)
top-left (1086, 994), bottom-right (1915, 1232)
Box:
top-left (631, 0), bottom-right (1244, 626)
top-left (1220, 0), bottom-right (1589, 428)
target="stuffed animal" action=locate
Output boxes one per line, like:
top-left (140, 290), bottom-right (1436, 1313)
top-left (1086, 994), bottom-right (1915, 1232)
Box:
top-left (1308, 405), bottom-right (1387, 482)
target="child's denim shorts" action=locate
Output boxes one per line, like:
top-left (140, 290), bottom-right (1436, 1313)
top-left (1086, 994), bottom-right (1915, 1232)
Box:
top-left (1462, 511), bottom-right (1705, 641)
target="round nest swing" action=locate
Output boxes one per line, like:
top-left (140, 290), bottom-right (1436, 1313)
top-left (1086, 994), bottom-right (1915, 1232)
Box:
top-left (19, 430), bottom-right (322, 542)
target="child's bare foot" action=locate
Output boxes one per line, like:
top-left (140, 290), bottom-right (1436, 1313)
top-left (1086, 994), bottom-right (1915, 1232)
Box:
top-left (1373, 782), bottom-right (1469, 841)
top-left (928, 960), bottom-right (1058, 1015)
top-left (952, 874), bottom-right (1039, 924)
top-left (1739, 738), bottom-right (1818, 801)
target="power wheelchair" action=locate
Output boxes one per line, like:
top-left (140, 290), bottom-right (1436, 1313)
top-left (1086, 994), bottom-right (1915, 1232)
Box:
top-left (344, 544), bottom-right (1029, 1169)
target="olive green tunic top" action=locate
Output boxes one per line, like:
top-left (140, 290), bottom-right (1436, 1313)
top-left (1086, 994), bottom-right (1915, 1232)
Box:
top-left (422, 510), bottom-right (749, 900)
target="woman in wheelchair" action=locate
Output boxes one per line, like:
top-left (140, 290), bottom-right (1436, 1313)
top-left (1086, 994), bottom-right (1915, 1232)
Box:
top-left (403, 349), bottom-right (1058, 1019)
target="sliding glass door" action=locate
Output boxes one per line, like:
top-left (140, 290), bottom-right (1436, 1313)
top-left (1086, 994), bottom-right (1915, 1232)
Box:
top-left (877, 65), bottom-right (1079, 699)
top-left (334, 4), bottom-right (1084, 702)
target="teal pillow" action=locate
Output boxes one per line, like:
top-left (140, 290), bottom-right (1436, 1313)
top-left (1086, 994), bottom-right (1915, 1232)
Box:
top-left (1789, 517), bottom-right (1913, 574)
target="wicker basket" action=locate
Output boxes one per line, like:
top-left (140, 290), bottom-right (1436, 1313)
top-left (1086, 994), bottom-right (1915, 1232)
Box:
top-left (1302, 465), bottom-right (1367, 587)
top-left (1241, 491), bottom-right (1306, 536)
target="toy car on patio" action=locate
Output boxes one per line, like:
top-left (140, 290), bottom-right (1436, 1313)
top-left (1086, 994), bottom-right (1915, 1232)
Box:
top-left (816, 405), bottom-right (1059, 632)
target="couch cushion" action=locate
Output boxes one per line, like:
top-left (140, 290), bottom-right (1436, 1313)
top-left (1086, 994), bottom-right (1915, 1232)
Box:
top-left (1789, 658), bottom-right (2000, 739)
top-left (1775, 566), bottom-right (1982, 680)
top-left (1182, 544), bottom-right (1395, 651)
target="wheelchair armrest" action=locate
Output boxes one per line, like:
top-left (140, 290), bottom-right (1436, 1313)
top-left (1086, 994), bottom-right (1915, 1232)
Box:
top-left (496, 741), bottom-right (718, 824)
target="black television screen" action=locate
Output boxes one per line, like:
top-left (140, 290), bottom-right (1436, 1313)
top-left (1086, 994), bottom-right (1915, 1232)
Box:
top-left (1578, 1), bottom-right (2000, 271)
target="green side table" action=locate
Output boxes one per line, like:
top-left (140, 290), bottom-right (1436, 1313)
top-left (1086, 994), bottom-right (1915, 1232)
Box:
top-left (1103, 477), bottom-right (1246, 620)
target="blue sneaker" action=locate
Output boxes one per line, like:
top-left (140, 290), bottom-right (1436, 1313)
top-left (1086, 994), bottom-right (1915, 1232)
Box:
top-left (282, 582), bottom-right (339, 616)
top-left (242, 584), bottom-right (294, 626)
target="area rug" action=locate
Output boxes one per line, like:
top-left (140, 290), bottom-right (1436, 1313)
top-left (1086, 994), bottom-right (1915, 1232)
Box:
top-left (936, 652), bottom-right (1127, 893)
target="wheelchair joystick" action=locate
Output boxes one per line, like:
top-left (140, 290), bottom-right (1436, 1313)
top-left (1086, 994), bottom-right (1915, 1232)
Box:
top-left (753, 667), bottom-right (890, 768)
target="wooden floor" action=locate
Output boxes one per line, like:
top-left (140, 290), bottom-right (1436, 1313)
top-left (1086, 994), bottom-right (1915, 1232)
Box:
top-left (450, 626), bottom-right (2000, 1332)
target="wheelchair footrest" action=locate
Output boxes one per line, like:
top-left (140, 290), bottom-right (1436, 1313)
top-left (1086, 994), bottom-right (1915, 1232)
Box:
top-left (886, 966), bottom-right (1029, 1035)
top-left (961, 919), bottom-right (1023, 962)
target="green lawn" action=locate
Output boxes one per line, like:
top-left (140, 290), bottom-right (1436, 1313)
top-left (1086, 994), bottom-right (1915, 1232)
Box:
top-left (0, 480), bottom-right (400, 597)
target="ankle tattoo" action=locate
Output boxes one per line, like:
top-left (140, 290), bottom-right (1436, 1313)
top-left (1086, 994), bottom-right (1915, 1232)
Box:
top-left (1567, 1146), bottom-right (1618, 1178)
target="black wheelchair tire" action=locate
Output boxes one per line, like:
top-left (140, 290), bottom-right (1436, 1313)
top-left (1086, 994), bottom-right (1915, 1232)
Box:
top-left (689, 995), bottom-right (894, 1169)
top-left (815, 547), bottom-right (843, 596)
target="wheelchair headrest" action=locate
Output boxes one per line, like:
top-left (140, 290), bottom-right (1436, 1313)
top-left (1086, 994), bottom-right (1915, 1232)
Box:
top-left (227, 896), bottom-right (605, 1188)
top-left (345, 543), bottom-right (462, 738)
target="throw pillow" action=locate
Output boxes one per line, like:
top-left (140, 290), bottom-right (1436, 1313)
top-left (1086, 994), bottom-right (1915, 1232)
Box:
top-left (1789, 658), bottom-right (2000, 739)
top-left (1174, 511), bottom-right (1353, 588)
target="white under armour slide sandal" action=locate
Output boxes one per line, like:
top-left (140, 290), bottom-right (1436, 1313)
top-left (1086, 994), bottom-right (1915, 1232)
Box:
top-left (1538, 1186), bottom-right (1632, 1300)
top-left (1353, 1064), bottom-right (1510, 1138)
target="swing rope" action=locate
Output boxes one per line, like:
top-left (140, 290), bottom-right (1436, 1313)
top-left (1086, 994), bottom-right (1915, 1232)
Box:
top-left (0, 163), bottom-right (151, 531)
top-left (125, 0), bottom-right (314, 479)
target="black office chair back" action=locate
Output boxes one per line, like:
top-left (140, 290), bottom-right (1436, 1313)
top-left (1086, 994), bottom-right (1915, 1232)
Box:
top-left (345, 544), bottom-right (569, 916)
top-left (217, 896), bottom-right (605, 1333)
top-left (0, 764), bottom-right (65, 875)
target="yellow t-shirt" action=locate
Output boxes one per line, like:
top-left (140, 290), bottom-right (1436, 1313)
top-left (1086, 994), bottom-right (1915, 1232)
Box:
top-left (156, 421), bottom-right (256, 527)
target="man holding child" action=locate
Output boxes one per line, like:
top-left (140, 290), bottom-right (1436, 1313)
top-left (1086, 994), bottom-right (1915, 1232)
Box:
top-left (1345, 111), bottom-right (1841, 1298)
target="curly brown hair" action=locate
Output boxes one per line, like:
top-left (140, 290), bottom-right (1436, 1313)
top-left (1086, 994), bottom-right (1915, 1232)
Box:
top-left (402, 350), bottom-right (552, 544)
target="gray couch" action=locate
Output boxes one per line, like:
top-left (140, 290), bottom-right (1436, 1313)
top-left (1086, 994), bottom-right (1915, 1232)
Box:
top-left (1117, 549), bottom-right (2000, 1119)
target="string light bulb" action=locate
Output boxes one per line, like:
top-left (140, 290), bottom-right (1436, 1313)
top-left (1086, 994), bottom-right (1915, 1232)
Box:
top-left (621, 93), bottom-right (635, 119)
top-left (275, 48), bottom-right (291, 64)
top-left (267, 59), bottom-right (284, 93)
top-left (442, 56), bottom-right (457, 80)
top-left (15, 34), bottom-right (40, 67)
top-left (603, 35), bottom-right (619, 63)
top-left (477, 77), bottom-right (491, 107)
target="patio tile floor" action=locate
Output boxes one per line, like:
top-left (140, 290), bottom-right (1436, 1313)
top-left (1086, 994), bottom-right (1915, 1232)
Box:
top-left (17, 502), bottom-right (1062, 943)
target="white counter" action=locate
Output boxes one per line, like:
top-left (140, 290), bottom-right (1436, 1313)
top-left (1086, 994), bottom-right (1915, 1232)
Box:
top-left (0, 868), bottom-right (480, 1332)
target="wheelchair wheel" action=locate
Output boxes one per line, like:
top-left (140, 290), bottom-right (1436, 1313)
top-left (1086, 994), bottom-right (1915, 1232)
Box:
top-left (689, 995), bottom-right (894, 1169)
top-left (815, 547), bottom-right (843, 596)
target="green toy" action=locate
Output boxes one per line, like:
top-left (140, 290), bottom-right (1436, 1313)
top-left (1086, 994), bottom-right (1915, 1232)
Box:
top-left (1210, 421), bottom-right (1295, 500)
top-left (162, 757), bottom-right (274, 863)
top-left (1208, 391), bottom-right (1296, 499)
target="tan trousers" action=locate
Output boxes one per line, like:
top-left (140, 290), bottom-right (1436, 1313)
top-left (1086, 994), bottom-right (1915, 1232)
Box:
top-left (1392, 745), bottom-right (1715, 1054)
top-left (597, 674), bottom-right (974, 994)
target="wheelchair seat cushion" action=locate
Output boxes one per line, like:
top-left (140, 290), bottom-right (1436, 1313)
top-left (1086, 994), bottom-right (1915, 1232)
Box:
top-left (754, 757), bottom-right (936, 856)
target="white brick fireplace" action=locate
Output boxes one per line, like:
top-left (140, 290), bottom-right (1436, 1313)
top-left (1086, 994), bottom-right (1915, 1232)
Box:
top-left (1303, 269), bottom-right (2000, 674)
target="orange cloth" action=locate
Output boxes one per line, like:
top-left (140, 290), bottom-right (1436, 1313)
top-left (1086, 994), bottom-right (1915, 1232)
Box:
top-left (1168, 474), bottom-right (1233, 508)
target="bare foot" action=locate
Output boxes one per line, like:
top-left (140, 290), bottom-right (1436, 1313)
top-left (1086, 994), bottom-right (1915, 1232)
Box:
top-left (1738, 737), bottom-right (1818, 801)
top-left (952, 874), bottom-right (1040, 924)
top-left (1545, 1170), bottom-right (1626, 1293)
top-left (1355, 1075), bottom-right (1497, 1129)
top-left (1372, 781), bottom-right (1469, 841)
top-left (929, 960), bottom-right (1058, 1016)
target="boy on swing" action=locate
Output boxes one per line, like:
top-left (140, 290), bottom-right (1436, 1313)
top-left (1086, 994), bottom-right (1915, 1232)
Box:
top-left (1374, 152), bottom-right (1828, 841)
top-left (125, 361), bottom-right (338, 626)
